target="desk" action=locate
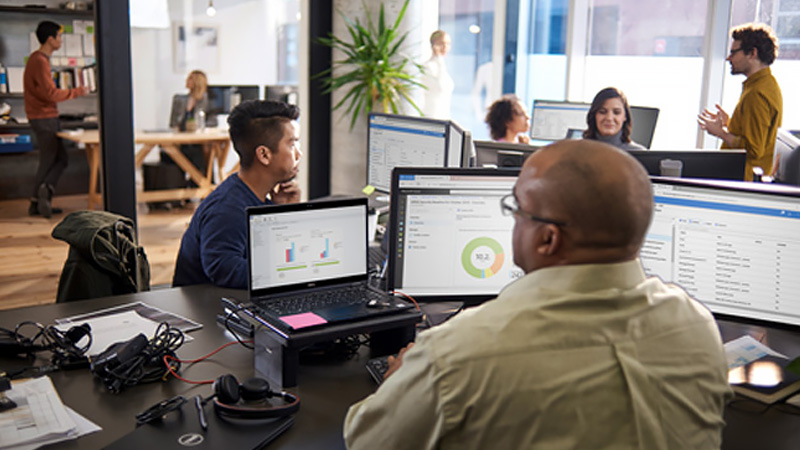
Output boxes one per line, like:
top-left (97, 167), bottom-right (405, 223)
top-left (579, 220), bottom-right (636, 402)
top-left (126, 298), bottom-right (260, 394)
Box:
top-left (1, 288), bottom-right (799, 449)
top-left (57, 130), bottom-right (232, 210)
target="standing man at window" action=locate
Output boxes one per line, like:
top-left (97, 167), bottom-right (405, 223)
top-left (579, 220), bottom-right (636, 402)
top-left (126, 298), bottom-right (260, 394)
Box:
top-left (699, 23), bottom-right (782, 181)
top-left (24, 21), bottom-right (90, 217)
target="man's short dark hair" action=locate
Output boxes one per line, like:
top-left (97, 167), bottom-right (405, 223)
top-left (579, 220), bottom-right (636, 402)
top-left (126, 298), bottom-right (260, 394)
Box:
top-left (227, 100), bottom-right (300, 169)
top-left (36, 21), bottom-right (61, 45)
top-left (732, 22), bottom-right (779, 65)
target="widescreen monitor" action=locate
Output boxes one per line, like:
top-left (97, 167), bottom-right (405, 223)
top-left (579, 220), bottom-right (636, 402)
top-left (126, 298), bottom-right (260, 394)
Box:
top-left (265, 84), bottom-right (298, 105)
top-left (207, 85), bottom-right (260, 115)
top-left (627, 150), bottom-right (746, 181)
top-left (473, 140), bottom-right (539, 168)
top-left (531, 100), bottom-right (659, 149)
top-left (643, 177), bottom-right (800, 328)
top-left (629, 106), bottom-right (659, 149)
top-left (367, 113), bottom-right (455, 193)
top-left (388, 167), bottom-right (523, 306)
top-left (530, 100), bottom-right (589, 142)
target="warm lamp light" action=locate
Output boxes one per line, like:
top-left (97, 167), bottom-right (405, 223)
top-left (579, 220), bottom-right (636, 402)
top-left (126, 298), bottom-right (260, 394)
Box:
top-left (206, 0), bottom-right (216, 17)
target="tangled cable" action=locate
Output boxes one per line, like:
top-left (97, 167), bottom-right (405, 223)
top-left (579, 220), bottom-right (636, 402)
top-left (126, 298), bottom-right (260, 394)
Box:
top-left (91, 322), bottom-right (184, 394)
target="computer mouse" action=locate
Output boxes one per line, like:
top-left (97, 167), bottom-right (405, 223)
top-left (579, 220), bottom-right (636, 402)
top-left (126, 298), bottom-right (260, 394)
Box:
top-left (367, 299), bottom-right (380, 308)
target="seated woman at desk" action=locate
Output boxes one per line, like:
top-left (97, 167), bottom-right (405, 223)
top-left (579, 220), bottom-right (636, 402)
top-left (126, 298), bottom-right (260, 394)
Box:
top-left (162, 70), bottom-right (218, 197)
top-left (485, 94), bottom-right (531, 144)
top-left (583, 87), bottom-right (645, 150)
top-left (169, 70), bottom-right (217, 131)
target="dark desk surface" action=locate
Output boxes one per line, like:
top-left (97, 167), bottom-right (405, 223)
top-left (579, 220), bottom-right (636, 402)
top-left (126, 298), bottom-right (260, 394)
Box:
top-left (2, 286), bottom-right (800, 449)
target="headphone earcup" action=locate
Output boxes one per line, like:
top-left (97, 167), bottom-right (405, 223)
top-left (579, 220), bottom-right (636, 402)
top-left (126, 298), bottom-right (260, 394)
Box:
top-left (239, 377), bottom-right (270, 401)
top-left (214, 374), bottom-right (241, 404)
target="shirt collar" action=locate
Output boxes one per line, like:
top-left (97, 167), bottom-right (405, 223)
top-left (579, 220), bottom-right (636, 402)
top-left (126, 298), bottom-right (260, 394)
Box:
top-left (744, 66), bottom-right (771, 87)
top-left (500, 259), bottom-right (647, 298)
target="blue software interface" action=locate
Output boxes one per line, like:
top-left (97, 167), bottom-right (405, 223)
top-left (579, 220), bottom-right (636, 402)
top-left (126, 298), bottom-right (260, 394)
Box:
top-left (642, 180), bottom-right (800, 326)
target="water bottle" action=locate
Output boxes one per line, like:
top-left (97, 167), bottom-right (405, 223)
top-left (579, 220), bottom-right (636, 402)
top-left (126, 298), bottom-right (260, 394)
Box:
top-left (197, 110), bottom-right (206, 132)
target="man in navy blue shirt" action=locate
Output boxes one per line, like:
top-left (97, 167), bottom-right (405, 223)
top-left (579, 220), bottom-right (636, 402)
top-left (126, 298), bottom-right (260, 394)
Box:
top-left (172, 100), bottom-right (301, 288)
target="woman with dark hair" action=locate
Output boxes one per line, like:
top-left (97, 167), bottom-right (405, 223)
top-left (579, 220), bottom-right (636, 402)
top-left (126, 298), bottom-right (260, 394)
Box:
top-left (485, 94), bottom-right (530, 144)
top-left (583, 87), bottom-right (644, 150)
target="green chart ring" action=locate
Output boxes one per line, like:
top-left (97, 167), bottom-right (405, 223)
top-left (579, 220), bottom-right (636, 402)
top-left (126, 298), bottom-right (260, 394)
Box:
top-left (461, 236), bottom-right (504, 279)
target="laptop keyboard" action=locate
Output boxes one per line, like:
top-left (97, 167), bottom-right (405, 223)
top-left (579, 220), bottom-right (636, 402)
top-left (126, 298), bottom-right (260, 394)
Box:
top-left (259, 286), bottom-right (385, 316)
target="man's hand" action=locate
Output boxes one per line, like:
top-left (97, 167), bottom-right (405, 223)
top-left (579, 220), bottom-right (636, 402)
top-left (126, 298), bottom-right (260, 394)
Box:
top-left (698, 105), bottom-right (727, 138)
top-left (517, 134), bottom-right (531, 145)
top-left (383, 342), bottom-right (415, 381)
top-left (76, 86), bottom-right (91, 96)
top-left (271, 180), bottom-right (301, 204)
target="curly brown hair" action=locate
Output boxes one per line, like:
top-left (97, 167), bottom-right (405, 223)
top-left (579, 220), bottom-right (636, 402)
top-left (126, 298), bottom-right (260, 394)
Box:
top-left (485, 95), bottom-right (522, 141)
top-left (731, 22), bottom-right (779, 65)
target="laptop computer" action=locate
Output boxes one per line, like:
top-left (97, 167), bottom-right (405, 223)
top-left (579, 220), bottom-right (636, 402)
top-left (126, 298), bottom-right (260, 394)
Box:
top-left (246, 198), bottom-right (412, 333)
top-left (106, 402), bottom-right (293, 450)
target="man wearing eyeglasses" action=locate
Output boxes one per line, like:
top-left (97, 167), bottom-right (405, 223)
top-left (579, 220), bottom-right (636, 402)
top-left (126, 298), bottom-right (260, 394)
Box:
top-left (698, 22), bottom-right (782, 181)
top-left (345, 140), bottom-right (732, 450)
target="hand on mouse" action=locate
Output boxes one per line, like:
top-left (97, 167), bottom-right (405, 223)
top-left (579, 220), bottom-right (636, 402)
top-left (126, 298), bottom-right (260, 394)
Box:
top-left (383, 343), bottom-right (414, 381)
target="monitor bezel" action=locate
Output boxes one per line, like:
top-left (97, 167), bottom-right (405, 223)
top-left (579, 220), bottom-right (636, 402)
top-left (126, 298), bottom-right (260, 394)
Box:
top-left (387, 166), bottom-right (521, 306)
top-left (649, 176), bottom-right (800, 331)
top-left (628, 149), bottom-right (746, 181)
top-left (473, 140), bottom-right (540, 168)
top-left (367, 112), bottom-right (453, 194)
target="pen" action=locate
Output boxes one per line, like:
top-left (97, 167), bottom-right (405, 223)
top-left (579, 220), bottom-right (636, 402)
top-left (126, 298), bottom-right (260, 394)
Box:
top-left (195, 395), bottom-right (207, 431)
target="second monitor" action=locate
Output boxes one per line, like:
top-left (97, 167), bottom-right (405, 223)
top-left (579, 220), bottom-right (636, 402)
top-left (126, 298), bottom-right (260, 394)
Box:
top-left (367, 113), bottom-right (467, 193)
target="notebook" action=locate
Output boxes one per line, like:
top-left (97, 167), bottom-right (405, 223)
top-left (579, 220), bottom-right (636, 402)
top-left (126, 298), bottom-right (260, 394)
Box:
top-left (246, 198), bottom-right (412, 332)
top-left (105, 403), bottom-right (293, 450)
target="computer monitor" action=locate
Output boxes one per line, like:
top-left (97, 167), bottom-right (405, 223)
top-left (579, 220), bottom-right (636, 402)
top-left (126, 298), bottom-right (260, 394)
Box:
top-left (473, 140), bottom-right (539, 168)
top-left (642, 177), bottom-right (800, 328)
top-left (447, 121), bottom-right (466, 168)
top-left (627, 150), bottom-right (746, 180)
top-left (629, 106), bottom-right (659, 149)
top-left (207, 85), bottom-right (260, 115)
top-left (531, 100), bottom-right (659, 149)
top-left (530, 100), bottom-right (590, 141)
top-left (367, 113), bottom-right (454, 193)
top-left (388, 167), bottom-right (524, 305)
top-left (265, 85), bottom-right (298, 105)
top-left (773, 129), bottom-right (800, 185)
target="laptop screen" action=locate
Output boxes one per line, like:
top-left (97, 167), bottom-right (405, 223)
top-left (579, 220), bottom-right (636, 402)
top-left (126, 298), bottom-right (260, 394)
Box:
top-left (247, 199), bottom-right (368, 294)
top-left (388, 167), bottom-right (524, 305)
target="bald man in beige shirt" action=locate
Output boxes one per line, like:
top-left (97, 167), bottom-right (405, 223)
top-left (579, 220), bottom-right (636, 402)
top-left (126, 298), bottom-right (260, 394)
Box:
top-left (344, 140), bottom-right (732, 450)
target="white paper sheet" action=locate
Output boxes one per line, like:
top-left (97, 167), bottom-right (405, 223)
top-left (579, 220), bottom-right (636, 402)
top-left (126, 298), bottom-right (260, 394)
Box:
top-left (724, 335), bottom-right (788, 369)
top-left (56, 310), bottom-right (159, 356)
top-left (0, 377), bottom-right (76, 449)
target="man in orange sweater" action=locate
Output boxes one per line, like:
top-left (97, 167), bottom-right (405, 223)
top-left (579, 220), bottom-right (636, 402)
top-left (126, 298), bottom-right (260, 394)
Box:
top-left (24, 21), bottom-right (89, 218)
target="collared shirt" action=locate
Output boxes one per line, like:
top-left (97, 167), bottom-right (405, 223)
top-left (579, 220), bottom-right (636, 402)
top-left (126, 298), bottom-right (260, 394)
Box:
top-left (722, 67), bottom-right (783, 181)
top-left (344, 260), bottom-right (732, 450)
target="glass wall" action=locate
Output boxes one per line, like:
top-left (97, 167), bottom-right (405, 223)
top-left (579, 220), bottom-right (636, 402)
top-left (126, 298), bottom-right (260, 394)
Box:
top-left (581, 0), bottom-right (709, 149)
top-left (517, 0), bottom-right (568, 109)
top-left (438, 0), bottom-right (496, 140)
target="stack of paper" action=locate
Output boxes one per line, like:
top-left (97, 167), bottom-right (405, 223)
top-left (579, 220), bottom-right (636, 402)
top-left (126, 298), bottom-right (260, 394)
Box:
top-left (0, 377), bottom-right (100, 449)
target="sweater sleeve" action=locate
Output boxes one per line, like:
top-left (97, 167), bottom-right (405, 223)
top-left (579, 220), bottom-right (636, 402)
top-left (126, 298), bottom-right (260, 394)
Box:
top-left (26, 53), bottom-right (80, 104)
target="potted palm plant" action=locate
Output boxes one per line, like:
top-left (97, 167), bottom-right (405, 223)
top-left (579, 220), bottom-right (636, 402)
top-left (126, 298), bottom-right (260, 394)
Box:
top-left (315, 0), bottom-right (423, 129)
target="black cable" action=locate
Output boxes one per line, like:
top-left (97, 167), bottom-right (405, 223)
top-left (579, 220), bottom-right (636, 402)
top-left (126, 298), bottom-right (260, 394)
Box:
top-left (98, 322), bottom-right (185, 393)
top-left (224, 306), bottom-right (255, 350)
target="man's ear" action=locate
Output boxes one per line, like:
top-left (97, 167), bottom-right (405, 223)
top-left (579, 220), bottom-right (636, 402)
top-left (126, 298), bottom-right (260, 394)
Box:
top-left (255, 145), bottom-right (272, 166)
top-left (535, 224), bottom-right (561, 256)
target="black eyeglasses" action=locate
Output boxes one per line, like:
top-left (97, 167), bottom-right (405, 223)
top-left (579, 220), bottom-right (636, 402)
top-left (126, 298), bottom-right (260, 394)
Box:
top-left (500, 194), bottom-right (567, 226)
top-left (729, 47), bottom-right (745, 57)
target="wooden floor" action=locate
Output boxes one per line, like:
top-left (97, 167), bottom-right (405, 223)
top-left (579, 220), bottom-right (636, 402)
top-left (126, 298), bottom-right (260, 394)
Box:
top-left (0, 194), bottom-right (195, 311)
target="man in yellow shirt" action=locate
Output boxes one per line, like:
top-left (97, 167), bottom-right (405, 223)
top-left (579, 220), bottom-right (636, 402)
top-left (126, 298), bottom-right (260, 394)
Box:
top-left (699, 23), bottom-right (783, 181)
top-left (344, 140), bottom-right (732, 450)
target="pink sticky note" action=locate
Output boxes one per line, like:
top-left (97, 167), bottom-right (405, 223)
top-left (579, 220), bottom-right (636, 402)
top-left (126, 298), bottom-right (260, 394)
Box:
top-left (280, 312), bottom-right (328, 329)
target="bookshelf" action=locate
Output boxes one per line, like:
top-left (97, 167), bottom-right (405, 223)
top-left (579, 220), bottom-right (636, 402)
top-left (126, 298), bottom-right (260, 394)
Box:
top-left (0, 1), bottom-right (98, 200)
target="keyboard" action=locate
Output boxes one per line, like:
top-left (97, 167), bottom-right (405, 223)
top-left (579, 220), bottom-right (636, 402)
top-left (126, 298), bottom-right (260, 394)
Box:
top-left (257, 286), bottom-right (385, 316)
top-left (366, 355), bottom-right (391, 384)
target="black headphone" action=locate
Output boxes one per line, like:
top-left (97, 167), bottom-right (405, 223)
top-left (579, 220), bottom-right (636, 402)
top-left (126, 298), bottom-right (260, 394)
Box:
top-left (211, 374), bottom-right (300, 419)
